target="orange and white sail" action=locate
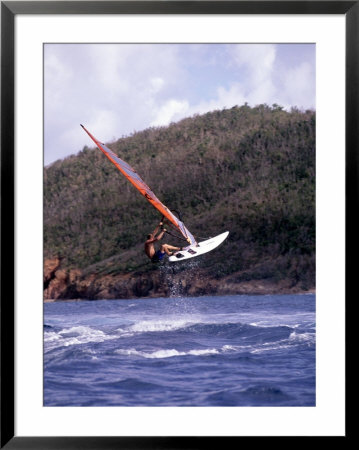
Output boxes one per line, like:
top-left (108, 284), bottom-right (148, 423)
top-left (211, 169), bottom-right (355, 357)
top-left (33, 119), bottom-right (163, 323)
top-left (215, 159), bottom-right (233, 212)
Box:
top-left (81, 124), bottom-right (196, 245)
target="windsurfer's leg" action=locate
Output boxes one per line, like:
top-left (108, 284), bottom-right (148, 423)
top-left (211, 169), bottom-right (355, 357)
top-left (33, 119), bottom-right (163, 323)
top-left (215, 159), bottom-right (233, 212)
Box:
top-left (161, 244), bottom-right (180, 255)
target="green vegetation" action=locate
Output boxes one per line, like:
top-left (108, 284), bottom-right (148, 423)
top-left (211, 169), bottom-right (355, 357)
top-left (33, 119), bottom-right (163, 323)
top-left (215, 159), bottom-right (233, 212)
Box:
top-left (44, 104), bottom-right (315, 289)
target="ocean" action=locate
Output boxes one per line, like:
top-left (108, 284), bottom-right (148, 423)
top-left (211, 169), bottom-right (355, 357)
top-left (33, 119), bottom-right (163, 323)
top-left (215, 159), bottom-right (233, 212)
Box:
top-left (44, 294), bottom-right (315, 407)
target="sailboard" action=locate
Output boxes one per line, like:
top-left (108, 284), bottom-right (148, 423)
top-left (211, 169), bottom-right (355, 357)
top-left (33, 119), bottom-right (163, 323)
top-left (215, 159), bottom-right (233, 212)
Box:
top-left (81, 124), bottom-right (228, 260)
top-left (168, 232), bottom-right (229, 262)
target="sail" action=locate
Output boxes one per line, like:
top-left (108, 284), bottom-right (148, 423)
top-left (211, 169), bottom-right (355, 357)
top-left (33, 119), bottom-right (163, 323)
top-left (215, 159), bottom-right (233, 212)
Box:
top-left (81, 125), bottom-right (196, 245)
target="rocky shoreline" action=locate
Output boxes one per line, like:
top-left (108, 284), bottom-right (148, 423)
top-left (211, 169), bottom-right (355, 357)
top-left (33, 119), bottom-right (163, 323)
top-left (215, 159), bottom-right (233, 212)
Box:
top-left (44, 258), bottom-right (315, 302)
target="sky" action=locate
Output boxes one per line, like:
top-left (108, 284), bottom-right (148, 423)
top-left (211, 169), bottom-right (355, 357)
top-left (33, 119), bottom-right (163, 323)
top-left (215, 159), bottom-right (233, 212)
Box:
top-left (44, 43), bottom-right (315, 165)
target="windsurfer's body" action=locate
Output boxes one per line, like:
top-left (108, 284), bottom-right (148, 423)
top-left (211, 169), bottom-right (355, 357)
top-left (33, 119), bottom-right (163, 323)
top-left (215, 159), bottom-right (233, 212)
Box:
top-left (145, 222), bottom-right (181, 263)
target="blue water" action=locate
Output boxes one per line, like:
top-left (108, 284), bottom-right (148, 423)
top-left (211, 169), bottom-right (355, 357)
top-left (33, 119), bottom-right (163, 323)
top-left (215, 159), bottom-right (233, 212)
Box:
top-left (44, 294), bottom-right (315, 406)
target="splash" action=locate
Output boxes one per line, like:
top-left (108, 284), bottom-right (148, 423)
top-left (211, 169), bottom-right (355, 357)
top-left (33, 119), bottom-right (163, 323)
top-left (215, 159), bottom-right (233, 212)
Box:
top-left (159, 258), bottom-right (201, 298)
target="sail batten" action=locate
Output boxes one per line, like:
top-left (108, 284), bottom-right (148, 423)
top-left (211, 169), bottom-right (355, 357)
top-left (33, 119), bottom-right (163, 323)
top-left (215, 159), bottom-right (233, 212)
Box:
top-left (81, 125), bottom-right (196, 245)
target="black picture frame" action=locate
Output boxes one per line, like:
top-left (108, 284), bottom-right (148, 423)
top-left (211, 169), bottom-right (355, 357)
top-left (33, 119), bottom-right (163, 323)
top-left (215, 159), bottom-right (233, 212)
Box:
top-left (1, 1), bottom-right (355, 447)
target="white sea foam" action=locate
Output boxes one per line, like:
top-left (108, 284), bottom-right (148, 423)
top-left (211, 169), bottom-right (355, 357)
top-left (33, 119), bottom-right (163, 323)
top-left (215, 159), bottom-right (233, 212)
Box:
top-left (250, 332), bottom-right (315, 354)
top-left (222, 343), bottom-right (256, 352)
top-left (251, 343), bottom-right (292, 354)
top-left (127, 319), bottom-right (193, 333)
top-left (289, 331), bottom-right (315, 344)
top-left (44, 326), bottom-right (117, 351)
top-left (114, 327), bottom-right (135, 338)
top-left (115, 347), bottom-right (218, 359)
top-left (44, 331), bottom-right (61, 342)
top-left (44, 331), bottom-right (63, 352)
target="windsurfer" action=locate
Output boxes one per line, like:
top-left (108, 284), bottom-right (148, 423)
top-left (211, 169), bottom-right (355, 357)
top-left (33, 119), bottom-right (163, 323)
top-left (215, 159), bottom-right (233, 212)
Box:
top-left (145, 222), bottom-right (181, 263)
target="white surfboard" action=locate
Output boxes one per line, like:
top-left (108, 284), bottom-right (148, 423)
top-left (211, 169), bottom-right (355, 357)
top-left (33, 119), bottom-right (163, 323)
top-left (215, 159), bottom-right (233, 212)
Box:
top-left (169, 231), bottom-right (229, 262)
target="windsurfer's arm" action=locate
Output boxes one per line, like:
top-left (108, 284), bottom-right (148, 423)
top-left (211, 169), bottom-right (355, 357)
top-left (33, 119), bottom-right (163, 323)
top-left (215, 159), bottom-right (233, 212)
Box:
top-left (149, 231), bottom-right (165, 243)
top-left (145, 227), bottom-right (165, 245)
top-left (156, 230), bottom-right (165, 241)
top-left (152, 221), bottom-right (164, 237)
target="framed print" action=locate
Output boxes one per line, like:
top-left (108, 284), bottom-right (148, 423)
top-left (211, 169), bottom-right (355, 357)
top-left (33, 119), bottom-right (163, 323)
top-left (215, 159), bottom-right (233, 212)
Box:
top-left (1, 0), bottom-right (355, 447)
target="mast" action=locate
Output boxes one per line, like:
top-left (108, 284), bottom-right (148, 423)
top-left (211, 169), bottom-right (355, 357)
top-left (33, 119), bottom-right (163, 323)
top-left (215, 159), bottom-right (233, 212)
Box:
top-left (81, 125), bottom-right (196, 245)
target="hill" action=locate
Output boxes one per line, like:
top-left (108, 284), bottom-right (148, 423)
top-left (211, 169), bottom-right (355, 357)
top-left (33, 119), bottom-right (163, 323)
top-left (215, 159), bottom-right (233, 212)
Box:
top-left (44, 104), bottom-right (315, 299)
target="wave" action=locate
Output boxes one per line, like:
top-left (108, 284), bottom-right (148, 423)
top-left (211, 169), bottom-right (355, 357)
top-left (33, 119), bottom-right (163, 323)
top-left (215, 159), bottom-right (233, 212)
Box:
top-left (119, 319), bottom-right (294, 339)
top-left (98, 378), bottom-right (161, 391)
top-left (114, 347), bottom-right (219, 359)
top-left (44, 319), bottom-right (314, 355)
top-left (44, 325), bottom-right (118, 352)
top-left (126, 318), bottom-right (195, 334)
top-left (205, 385), bottom-right (292, 406)
top-left (113, 329), bottom-right (315, 360)
top-left (249, 331), bottom-right (315, 354)
top-left (289, 331), bottom-right (315, 344)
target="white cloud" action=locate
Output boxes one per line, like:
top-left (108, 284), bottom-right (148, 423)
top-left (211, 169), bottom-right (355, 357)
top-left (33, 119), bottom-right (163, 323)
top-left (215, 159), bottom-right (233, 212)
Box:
top-left (215, 44), bottom-right (314, 110)
top-left (150, 77), bottom-right (165, 94)
top-left (187, 84), bottom-right (246, 116)
top-left (279, 62), bottom-right (315, 109)
top-left (150, 99), bottom-right (190, 127)
top-left (44, 44), bottom-right (187, 163)
top-left (44, 43), bottom-right (315, 165)
top-left (231, 44), bottom-right (276, 86)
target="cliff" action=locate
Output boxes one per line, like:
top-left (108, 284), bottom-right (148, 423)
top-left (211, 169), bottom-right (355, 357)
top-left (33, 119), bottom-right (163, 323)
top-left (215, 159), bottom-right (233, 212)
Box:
top-left (44, 257), bottom-right (314, 301)
top-left (44, 105), bottom-right (315, 300)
